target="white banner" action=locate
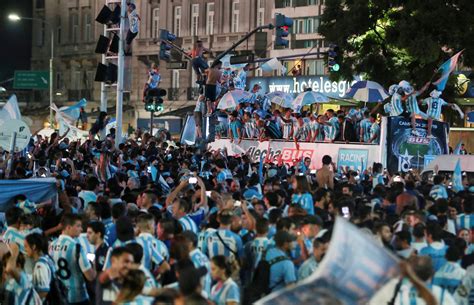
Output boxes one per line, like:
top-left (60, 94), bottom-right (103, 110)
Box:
top-left (208, 139), bottom-right (382, 170)
top-left (256, 218), bottom-right (400, 305)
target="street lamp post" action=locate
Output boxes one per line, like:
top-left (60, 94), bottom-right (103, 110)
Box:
top-left (8, 14), bottom-right (54, 128)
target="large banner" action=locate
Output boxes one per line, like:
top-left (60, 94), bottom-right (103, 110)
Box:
top-left (208, 139), bottom-right (381, 170)
top-left (386, 117), bottom-right (448, 173)
top-left (256, 218), bottom-right (400, 305)
top-left (0, 178), bottom-right (57, 211)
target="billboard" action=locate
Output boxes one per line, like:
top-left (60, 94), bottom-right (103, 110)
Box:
top-left (386, 117), bottom-right (449, 173)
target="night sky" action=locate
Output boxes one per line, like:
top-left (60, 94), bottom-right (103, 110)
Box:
top-left (0, 0), bottom-right (32, 85)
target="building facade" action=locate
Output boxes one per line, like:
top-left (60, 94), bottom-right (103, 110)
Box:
top-left (29, 0), bottom-right (274, 130)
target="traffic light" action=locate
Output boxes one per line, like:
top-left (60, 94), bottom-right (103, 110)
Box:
top-left (144, 88), bottom-right (167, 112)
top-left (159, 29), bottom-right (177, 61)
top-left (328, 44), bottom-right (340, 72)
top-left (275, 14), bottom-right (293, 48)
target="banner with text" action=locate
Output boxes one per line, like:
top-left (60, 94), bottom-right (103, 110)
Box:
top-left (386, 117), bottom-right (448, 173)
top-left (337, 148), bottom-right (369, 173)
top-left (256, 217), bottom-right (400, 305)
top-left (208, 139), bottom-right (381, 170)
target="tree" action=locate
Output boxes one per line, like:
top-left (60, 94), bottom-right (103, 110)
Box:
top-left (320, 0), bottom-right (474, 92)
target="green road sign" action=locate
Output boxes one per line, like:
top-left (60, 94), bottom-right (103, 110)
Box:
top-left (13, 70), bottom-right (49, 89)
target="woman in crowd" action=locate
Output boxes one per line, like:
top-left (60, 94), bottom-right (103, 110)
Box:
top-left (210, 255), bottom-right (240, 305)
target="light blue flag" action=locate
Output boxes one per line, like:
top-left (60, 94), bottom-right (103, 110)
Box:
top-left (433, 50), bottom-right (463, 91)
top-left (60, 98), bottom-right (87, 123)
top-left (256, 217), bottom-right (400, 305)
top-left (158, 175), bottom-right (171, 194)
top-left (453, 141), bottom-right (463, 155)
top-left (453, 158), bottom-right (464, 193)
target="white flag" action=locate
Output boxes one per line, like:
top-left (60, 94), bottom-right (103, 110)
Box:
top-left (261, 57), bottom-right (284, 72)
top-left (0, 95), bottom-right (22, 125)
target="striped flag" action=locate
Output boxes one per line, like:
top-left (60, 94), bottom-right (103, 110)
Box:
top-left (453, 158), bottom-right (464, 193)
top-left (453, 141), bottom-right (463, 155)
top-left (0, 95), bottom-right (22, 125)
top-left (433, 50), bottom-right (464, 91)
top-left (158, 175), bottom-right (171, 194)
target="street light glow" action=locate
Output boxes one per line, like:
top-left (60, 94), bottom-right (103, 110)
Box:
top-left (8, 14), bottom-right (21, 21)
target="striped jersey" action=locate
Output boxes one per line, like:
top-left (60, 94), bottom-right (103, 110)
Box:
top-left (406, 94), bottom-right (422, 114)
top-left (324, 117), bottom-right (339, 141)
top-left (370, 122), bottom-right (380, 144)
top-left (198, 228), bottom-right (217, 252)
top-left (433, 261), bottom-right (466, 294)
top-left (4, 271), bottom-right (34, 305)
top-left (49, 234), bottom-right (92, 303)
top-left (309, 121), bottom-right (323, 141)
top-left (210, 278), bottom-right (240, 305)
top-left (430, 185), bottom-right (448, 200)
top-left (204, 229), bottom-right (243, 260)
top-left (419, 242), bottom-right (448, 272)
top-left (264, 120), bottom-right (283, 139)
top-left (77, 233), bottom-right (95, 254)
top-left (282, 117), bottom-right (295, 140)
top-left (135, 237), bottom-right (165, 270)
top-left (120, 295), bottom-right (155, 305)
top-left (396, 280), bottom-right (456, 305)
top-left (178, 215), bottom-right (199, 234)
top-left (33, 255), bottom-right (55, 297)
top-left (190, 248), bottom-right (212, 298)
top-left (360, 118), bottom-right (372, 142)
top-left (103, 238), bottom-right (140, 269)
top-left (423, 97), bottom-right (448, 120)
top-left (217, 169), bottom-right (233, 183)
top-left (457, 214), bottom-right (474, 230)
top-left (247, 237), bottom-right (271, 269)
top-left (390, 93), bottom-right (404, 116)
top-left (1, 226), bottom-right (26, 253)
top-left (138, 232), bottom-right (169, 261)
top-left (293, 123), bottom-right (310, 142)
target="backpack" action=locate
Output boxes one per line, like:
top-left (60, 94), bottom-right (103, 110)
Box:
top-left (242, 249), bottom-right (289, 305)
top-left (45, 256), bottom-right (70, 305)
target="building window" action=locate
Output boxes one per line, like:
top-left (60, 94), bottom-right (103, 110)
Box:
top-left (257, 0), bottom-right (265, 27)
top-left (36, 20), bottom-right (45, 46)
top-left (206, 3), bottom-right (214, 35)
top-left (84, 12), bottom-right (92, 42)
top-left (231, 1), bottom-right (239, 32)
top-left (86, 71), bottom-right (95, 89)
top-left (172, 70), bottom-right (180, 88)
top-left (36, 0), bottom-right (45, 9)
top-left (70, 12), bottom-right (79, 43)
top-left (306, 18), bottom-right (313, 34)
top-left (174, 6), bottom-right (181, 37)
top-left (191, 4), bottom-right (199, 36)
top-left (56, 16), bottom-right (62, 44)
top-left (152, 8), bottom-right (160, 38)
top-left (72, 70), bottom-right (81, 90)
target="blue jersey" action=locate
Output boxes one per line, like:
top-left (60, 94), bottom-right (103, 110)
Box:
top-left (148, 72), bottom-right (161, 89)
top-left (369, 122), bottom-right (380, 144)
top-left (189, 248), bottom-right (212, 298)
top-left (204, 229), bottom-right (243, 260)
top-left (324, 117), bottom-right (340, 141)
top-left (265, 247), bottom-right (296, 292)
top-left (210, 278), bottom-right (240, 305)
top-left (390, 93), bottom-right (404, 116)
top-left (179, 215), bottom-right (199, 234)
top-left (419, 243), bottom-right (448, 272)
top-left (229, 120), bottom-right (242, 139)
top-left (49, 235), bottom-right (93, 303)
top-left (217, 169), bottom-right (233, 184)
top-left (360, 118), bottom-right (372, 142)
top-left (423, 97), bottom-right (447, 120)
top-left (1, 226), bottom-right (26, 253)
top-left (197, 228), bottom-right (216, 252)
top-left (457, 214), bottom-right (474, 230)
top-left (291, 193), bottom-right (314, 215)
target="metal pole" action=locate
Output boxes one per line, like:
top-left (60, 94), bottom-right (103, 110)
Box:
top-left (115, 0), bottom-right (127, 148)
top-left (50, 27), bottom-right (54, 128)
top-left (253, 51), bottom-right (325, 63)
top-left (100, 20), bottom-right (108, 112)
top-left (7, 132), bottom-right (17, 179)
top-left (150, 111), bottom-right (154, 134)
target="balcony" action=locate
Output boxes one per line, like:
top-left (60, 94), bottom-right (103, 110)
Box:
top-left (68, 89), bottom-right (92, 101)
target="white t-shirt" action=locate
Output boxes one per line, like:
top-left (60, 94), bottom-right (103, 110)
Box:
top-left (128, 10), bottom-right (139, 33)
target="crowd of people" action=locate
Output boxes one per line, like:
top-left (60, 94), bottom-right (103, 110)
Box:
top-left (0, 123), bottom-right (473, 305)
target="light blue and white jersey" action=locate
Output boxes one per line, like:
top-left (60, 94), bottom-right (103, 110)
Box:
top-left (369, 122), bottom-right (380, 144)
top-left (139, 265), bottom-right (159, 293)
top-left (77, 233), bottom-right (95, 255)
top-left (390, 93), bottom-right (404, 116)
top-left (15, 200), bottom-right (36, 214)
top-left (49, 234), bottom-right (92, 303)
top-left (293, 123), bottom-right (310, 142)
top-left (190, 248), bottom-right (212, 298)
top-left (210, 278), bottom-right (240, 305)
top-left (178, 215), bottom-right (199, 234)
top-left (234, 70), bottom-right (247, 90)
top-left (198, 228), bottom-right (217, 252)
top-left (372, 173), bottom-right (385, 189)
top-left (1, 226), bottom-right (26, 253)
top-left (4, 271), bottom-right (34, 305)
top-left (430, 184), bottom-right (449, 200)
top-left (423, 97), bottom-right (448, 120)
top-left (139, 233), bottom-right (170, 261)
top-left (298, 256), bottom-right (318, 281)
top-left (433, 261), bottom-right (466, 294)
top-left (396, 279), bottom-right (457, 305)
top-left (324, 116), bottom-right (340, 141)
top-left (457, 214), bottom-right (474, 230)
top-left (204, 229), bottom-right (243, 260)
top-left (103, 238), bottom-right (137, 269)
top-left (148, 72), bottom-right (161, 89)
top-left (217, 169), bottom-right (233, 184)
top-left (406, 93), bottom-right (424, 116)
top-left (419, 242), bottom-right (448, 272)
top-left (33, 255), bottom-right (55, 297)
top-left (248, 237), bottom-right (270, 269)
top-left (136, 236), bottom-right (165, 270)
top-left (360, 118), bottom-right (372, 142)
top-left (291, 193), bottom-right (314, 215)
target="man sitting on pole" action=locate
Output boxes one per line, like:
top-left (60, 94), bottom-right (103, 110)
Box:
top-left (191, 40), bottom-right (211, 85)
top-left (142, 63), bottom-right (161, 102)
